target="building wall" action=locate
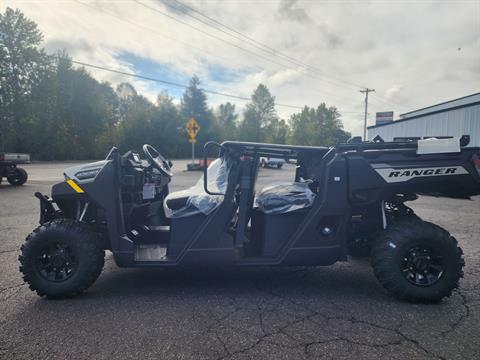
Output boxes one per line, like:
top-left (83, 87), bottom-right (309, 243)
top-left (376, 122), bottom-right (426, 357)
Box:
top-left (400, 93), bottom-right (480, 119)
top-left (368, 104), bottom-right (480, 147)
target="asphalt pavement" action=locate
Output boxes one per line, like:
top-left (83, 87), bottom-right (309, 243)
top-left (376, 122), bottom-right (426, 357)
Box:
top-left (0, 160), bottom-right (479, 359)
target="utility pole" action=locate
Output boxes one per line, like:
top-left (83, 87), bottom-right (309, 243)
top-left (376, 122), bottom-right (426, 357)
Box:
top-left (360, 88), bottom-right (375, 141)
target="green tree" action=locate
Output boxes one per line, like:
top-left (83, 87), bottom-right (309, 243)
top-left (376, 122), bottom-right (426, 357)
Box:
top-left (237, 84), bottom-right (277, 142)
top-left (149, 91), bottom-right (183, 157)
top-left (217, 102), bottom-right (238, 139)
top-left (289, 104), bottom-right (350, 146)
top-left (0, 7), bottom-right (52, 151)
top-left (180, 76), bottom-right (217, 147)
top-left (116, 83), bottom-right (155, 154)
top-left (116, 82), bottom-right (137, 122)
top-left (265, 118), bottom-right (289, 144)
top-left (13, 51), bottom-right (120, 160)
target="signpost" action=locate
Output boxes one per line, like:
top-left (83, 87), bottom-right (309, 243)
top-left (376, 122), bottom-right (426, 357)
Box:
top-left (186, 118), bottom-right (200, 166)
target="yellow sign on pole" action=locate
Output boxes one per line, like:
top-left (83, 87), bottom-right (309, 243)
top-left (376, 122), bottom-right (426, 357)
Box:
top-left (186, 118), bottom-right (200, 140)
top-left (186, 118), bottom-right (200, 166)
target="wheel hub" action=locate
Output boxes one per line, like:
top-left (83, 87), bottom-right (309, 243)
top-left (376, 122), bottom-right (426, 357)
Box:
top-left (51, 253), bottom-right (66, 267)
top-left (36, 241), bottom-right (77, 282)
top-left (401, 246), bottom-right (445, 286)
top-left (412, 255), bottom-right (430, 271)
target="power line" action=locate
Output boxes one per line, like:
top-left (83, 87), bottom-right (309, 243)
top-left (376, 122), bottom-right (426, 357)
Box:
top-left (370, 93), bottom-right (405, 110)
top-left (133, 0), bottom-right (372, 104)
top-left (133, 0), bottom-right (299, 71)
top-left (71, 60), bottom-right (364, 114)
top-left (138, 1), bottom-right (404, 110)
top-left (134, 0), bottom-right (367, 95)
top-left (75, 0), bottom-right (362, 105)
top-left (166, 0), bottom-right (365, 91)
top-left (71, 60), bottom-right (303, 108)
top-left (73, 0), bottom-right (393, 114)
top-left (73, 0), bottom-right (259, 72)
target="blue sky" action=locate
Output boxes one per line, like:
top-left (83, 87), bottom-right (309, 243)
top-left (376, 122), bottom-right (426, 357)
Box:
top-left (118, 51), bottom-right (252, 100)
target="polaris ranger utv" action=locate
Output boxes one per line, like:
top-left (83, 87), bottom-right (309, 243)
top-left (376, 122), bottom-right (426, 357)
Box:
top-left (19, 138), bottom-right (480, 302)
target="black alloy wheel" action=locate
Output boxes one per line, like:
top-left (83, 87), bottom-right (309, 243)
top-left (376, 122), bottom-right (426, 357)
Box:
top-left (401, 245), bottom-right (445, 286)
top-left (36, 241), bottom-right (78, 282)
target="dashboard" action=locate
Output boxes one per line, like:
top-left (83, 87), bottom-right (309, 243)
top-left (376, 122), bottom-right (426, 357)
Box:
top-left (121, 151), bottom-right (171, 202)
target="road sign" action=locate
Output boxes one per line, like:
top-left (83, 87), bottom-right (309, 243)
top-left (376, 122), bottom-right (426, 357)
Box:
top-left (186, 118), bottom-right (200, 166)
top-left (186, 118), bottom-right (200, 140)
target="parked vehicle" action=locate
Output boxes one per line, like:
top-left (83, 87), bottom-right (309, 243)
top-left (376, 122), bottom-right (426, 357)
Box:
top-left (260, 156), bottom-right (285, 168)
top-left (19, 137), bottom-right (480, 303)
top-left (0, 152), bottom-right (30, 186)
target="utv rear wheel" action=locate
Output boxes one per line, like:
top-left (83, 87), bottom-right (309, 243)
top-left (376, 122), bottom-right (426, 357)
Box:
top-left (371, 219), bottom-right (464, 303)
top-left (7, 167), bottom-right (28, 186)
top-left (19, 219), bottom-right (105, 299)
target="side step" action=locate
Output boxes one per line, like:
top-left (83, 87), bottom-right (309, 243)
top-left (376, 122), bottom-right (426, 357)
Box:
top-left (135, 244), bottom-right (168, 261)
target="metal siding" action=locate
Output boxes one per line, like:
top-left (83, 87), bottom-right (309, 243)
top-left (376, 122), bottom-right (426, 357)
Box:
top-left (368, 104), bottom-right (480, 147)
top-left (400, 93), bottom-right (480, 118)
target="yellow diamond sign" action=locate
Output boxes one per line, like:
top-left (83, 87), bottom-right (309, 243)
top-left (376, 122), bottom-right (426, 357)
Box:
top-left (186, 118), bottom-right (200, 140)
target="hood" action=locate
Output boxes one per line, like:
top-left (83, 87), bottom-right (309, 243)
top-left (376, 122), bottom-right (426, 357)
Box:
top-left (64, 160), bottom-right (110, 183)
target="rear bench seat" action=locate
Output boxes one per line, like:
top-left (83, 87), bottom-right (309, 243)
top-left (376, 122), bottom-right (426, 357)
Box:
top-left (254, 182), bottom-right (316, 214)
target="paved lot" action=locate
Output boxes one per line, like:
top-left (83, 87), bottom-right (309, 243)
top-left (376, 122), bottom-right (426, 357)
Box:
top-left (1, 160), bottom-right (479, 359)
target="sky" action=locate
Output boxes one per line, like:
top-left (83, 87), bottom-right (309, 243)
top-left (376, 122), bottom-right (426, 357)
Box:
top-left (2, 0), bottom-right (479, 136)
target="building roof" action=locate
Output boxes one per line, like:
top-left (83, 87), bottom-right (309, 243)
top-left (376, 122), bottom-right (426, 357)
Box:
top-left (368, 92), bottom-right (480, 130)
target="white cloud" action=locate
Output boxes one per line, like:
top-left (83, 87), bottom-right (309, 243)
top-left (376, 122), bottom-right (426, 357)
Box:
top-left (2, 0), bottom-right (479, 137)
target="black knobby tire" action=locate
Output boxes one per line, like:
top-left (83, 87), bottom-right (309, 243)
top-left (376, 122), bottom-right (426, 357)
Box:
top-left (19, 219), bottom-right (105, 299)
top-left (277, 163), bottom-right (282, 169)
top-left (7, 167), bottom-right (28, 186)
top-left (371, 219), bottom-right (464, 303)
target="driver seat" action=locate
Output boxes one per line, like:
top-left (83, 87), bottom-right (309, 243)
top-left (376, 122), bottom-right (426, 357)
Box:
top-left (163, 158), bottom-right (231, 218)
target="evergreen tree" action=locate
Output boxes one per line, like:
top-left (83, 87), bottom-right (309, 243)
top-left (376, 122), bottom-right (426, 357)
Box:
top-left (180, 76), bottom-right (214, 146)
top-left (217, 102), bottom-right (238, 139)
top-left (237, 84), bottom-right (277, 142)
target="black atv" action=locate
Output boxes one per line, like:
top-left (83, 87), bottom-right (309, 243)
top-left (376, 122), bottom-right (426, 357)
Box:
top-left (19, 138), bottom-right (480, 302)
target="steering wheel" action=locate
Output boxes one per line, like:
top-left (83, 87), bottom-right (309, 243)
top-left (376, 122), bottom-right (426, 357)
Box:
top-left (142, 144), bottom-right (173, 177)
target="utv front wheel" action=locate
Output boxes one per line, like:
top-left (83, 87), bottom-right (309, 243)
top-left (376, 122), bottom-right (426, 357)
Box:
top-left (7, 167), bottom-right (28, 186)
top-left (371, 219), bottom-right (464, 303)
top-left (19, 219), bottom-right (105, 298)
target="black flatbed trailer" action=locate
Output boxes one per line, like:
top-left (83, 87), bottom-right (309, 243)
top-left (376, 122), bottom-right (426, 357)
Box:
top-left (19, 137), bottom-right (480, 302)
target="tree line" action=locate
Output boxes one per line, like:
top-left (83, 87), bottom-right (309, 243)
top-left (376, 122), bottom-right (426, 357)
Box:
top-left (0, 8), bottom-right (351, 160)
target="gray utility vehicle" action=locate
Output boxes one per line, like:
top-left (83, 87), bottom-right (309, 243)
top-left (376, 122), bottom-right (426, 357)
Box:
top-left (0, 152), bottom-right (29, 186)
top-left (19, 137), bottom-right (480, 302)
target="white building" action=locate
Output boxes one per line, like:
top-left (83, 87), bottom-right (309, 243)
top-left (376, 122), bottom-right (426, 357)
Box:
top-left (368, 92), bottom-right (480, 147)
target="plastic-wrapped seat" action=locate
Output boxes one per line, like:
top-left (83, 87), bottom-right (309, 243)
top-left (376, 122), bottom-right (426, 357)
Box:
top-left (163, 158), bottom-right (231, 218)
top-left (254, 182), bottom-right (315, 214)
